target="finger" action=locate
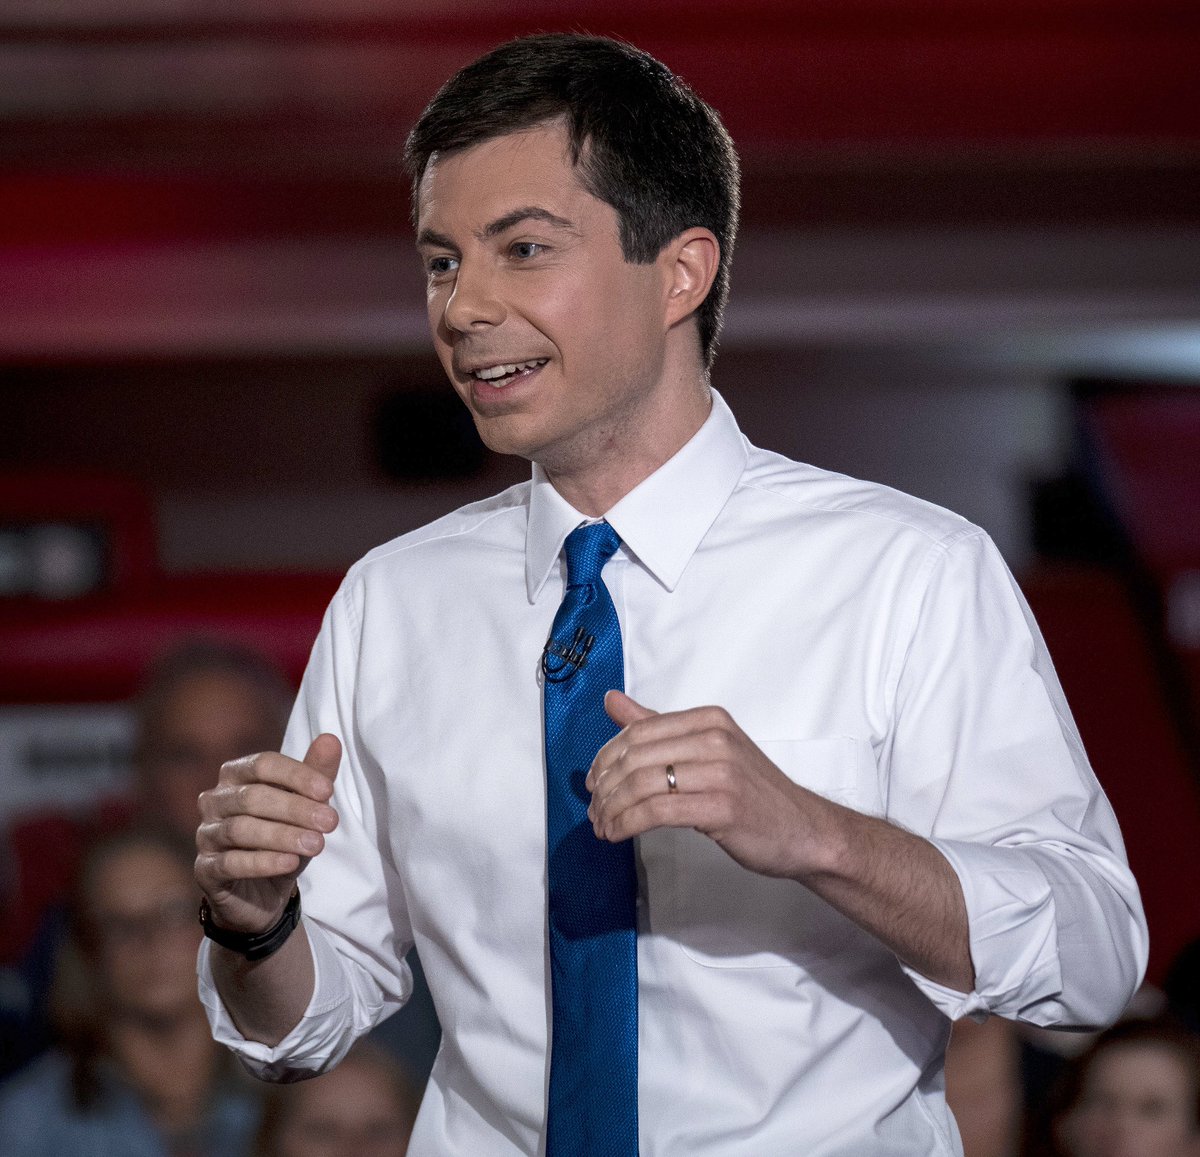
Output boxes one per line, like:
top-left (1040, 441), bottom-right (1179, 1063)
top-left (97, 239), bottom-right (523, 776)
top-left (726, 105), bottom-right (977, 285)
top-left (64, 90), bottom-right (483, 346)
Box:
top-left (587, 713), bottom-right (740, 792)
top-left (304, 733), bottom-right (342, 782)
top-left (593, 703), bottom-right (742, 774)
top-left (604, 690), bottom-right (657, 729)
top-left (596, 785), bottom-right (723, 844)
top-left (196, 847), bottom-right (304, 884)
top-left (205, 781), bottom-right (338, 835)
top-left (591, 759), bottom-right (721, 833)
top-left (220, 749), bottom-right (335, 803)
top-left (586, 729), bottom-right (714, 795)
top-left (199, 813), bottom-right (326, 859)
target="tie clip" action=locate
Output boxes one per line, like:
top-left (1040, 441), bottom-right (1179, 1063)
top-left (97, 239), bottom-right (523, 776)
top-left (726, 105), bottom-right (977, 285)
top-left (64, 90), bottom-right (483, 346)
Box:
top-left (541, 626), bottom-right (595, 681)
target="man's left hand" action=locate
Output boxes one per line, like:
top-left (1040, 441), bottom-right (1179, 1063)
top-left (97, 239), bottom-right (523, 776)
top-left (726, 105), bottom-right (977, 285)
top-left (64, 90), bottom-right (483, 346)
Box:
top-left (588, 691), bottom-right (975, 991)
top-left (586, 690), bottom-right (842, 881)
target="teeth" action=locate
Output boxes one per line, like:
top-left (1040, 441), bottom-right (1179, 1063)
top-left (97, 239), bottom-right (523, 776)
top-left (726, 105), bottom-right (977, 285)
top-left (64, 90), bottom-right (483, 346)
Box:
top-left (474, 359), bottom-right (546, 381)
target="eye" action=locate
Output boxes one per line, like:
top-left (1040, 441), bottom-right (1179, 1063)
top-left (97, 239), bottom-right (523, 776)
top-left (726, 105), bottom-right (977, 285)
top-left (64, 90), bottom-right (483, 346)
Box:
top-left (510, 241), bottom-right (545, 260)
top-left (426, 255), bottom-right (459, 278)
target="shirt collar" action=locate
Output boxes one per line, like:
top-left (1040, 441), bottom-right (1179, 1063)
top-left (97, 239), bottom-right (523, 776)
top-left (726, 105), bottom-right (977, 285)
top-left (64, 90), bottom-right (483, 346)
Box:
top-left (524, 389), bottom-right (748, 602)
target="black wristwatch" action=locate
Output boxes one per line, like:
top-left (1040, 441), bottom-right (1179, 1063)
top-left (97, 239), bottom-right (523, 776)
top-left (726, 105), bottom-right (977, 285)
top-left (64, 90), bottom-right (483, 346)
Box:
top-left (198, 889), bottom-right (301, 962)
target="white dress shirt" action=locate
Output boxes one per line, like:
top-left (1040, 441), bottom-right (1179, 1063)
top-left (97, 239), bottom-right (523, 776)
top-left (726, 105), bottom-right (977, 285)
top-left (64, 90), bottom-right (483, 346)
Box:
top-left (199, 390), bottom-right (1147, 1156)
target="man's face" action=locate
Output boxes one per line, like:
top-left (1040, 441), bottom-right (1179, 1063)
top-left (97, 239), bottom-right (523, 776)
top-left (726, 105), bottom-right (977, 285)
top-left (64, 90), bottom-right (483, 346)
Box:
top-left (415, 121), bottom-right (675, 483)
top-left (86, 843), bottom-right (203, 1022)
top-left (1060, 1044), bottom-right (1200, 1157)
top-left (137, 670), bottom-right (285, 842)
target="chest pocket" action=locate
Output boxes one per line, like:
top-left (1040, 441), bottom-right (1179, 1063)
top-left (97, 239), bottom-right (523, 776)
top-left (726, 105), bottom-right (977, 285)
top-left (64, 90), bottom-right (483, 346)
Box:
top-left (645, 736), bottom-right (879, 970)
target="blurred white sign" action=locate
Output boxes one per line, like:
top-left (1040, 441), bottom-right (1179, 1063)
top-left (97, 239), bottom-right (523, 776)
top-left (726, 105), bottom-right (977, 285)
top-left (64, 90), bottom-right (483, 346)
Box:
top-left (0, 705), bottom-right (135, 830)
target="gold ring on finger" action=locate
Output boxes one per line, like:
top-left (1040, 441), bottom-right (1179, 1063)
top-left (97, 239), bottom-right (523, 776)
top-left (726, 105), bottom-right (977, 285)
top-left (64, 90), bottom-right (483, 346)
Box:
top-left (665, 763), bottom-right (678, 793)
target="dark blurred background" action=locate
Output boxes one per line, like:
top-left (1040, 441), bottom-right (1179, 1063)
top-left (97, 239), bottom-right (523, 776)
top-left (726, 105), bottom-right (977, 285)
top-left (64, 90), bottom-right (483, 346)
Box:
top-left (2, 0), bottom-right (1199, 1139)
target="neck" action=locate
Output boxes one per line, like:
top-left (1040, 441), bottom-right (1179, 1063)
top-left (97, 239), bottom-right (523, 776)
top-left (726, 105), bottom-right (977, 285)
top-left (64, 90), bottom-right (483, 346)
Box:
top-left (544, 377), bottom-right (712, 517)
top-left (109, 1007), bottom-right (219, 1131)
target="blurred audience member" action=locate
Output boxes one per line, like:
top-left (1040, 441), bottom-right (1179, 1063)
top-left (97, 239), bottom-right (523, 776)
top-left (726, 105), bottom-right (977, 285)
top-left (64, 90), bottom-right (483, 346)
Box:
top-left (946, 1014), bottom-right (1023, 1157)
top-left (1018, 981), bottom-right (1167, 1133)
top-left (132, 640), bottom-right (294, 843)
top-left (1, 637), bottom-right (439, 1093)
top-left (1032, 1018), bottom-right (1200, 1157)
top-left (252, 1040), bottom-right (420, 1157)
top-left (0, 638), bottom-right (291, 1077)
top-left (0, 826), bottom-right (262, 1156)
top-left (2, 638), bottom-right (291, 959)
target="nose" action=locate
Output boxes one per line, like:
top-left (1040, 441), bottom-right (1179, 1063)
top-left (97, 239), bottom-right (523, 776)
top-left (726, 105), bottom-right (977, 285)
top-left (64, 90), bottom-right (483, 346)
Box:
top-left (441, 259), bottom-right (506, 334)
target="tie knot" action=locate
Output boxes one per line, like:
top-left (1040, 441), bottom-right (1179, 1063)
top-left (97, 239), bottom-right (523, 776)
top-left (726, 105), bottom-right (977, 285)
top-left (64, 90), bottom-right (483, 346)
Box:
top-left (563, 521), bottom-right (620, 587)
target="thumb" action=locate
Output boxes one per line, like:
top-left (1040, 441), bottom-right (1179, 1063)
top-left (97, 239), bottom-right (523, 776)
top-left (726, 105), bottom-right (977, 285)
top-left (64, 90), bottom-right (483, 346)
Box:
top-left (604, 690), bottom-right (657, 728)
top-left (304, 733), bottom-right (343, 781)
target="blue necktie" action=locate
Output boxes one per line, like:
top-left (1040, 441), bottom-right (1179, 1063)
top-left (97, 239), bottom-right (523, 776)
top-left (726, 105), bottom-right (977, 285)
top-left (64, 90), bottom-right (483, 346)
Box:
top-left (543, 521), bottom-right (638, 1156)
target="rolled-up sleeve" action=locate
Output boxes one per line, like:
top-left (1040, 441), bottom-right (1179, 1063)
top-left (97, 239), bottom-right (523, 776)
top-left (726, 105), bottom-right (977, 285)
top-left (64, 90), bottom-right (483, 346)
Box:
top-left (883, 530), bottom-right (1148, 1026)
top-left (197, 572), bottom-right (414, 1079)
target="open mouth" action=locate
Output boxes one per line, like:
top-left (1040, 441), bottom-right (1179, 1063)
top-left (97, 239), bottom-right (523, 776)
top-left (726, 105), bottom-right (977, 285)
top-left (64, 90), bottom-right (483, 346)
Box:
top-left (470, 358), bottom-right (548, 388)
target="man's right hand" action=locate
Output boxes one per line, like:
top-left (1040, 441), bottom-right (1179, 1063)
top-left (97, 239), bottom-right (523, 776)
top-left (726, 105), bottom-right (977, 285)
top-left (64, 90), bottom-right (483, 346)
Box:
top-left (195, 733), bottom-right (341, 935)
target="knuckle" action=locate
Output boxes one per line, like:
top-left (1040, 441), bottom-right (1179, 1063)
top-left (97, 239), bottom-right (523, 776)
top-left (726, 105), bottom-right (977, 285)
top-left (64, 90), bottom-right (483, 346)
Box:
top-left (219, 753), bottom-right (249, 782)
top-left (195, 819), bottom-right (219, 851)
top-left (250, 750), bottom-right (277, 777)
top-left (715, 794), bottom-right (738, 827)
top-left (195, 850), bottom-right (224, 885)
top-left (237, 782), bottom-right (270, 813)
top-left (225, 814), bottom-right (258, 847)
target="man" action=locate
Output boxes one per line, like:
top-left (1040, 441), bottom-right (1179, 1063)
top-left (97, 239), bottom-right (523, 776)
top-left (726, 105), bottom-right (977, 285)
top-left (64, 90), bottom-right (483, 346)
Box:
top-left (135, 639), bottom-right (295, 844)
top-left (194, 34), bottom-right (1147, 1155)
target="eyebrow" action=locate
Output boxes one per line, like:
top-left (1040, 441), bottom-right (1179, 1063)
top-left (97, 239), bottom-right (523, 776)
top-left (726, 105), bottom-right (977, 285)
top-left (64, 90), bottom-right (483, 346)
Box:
top-left (480, 206), bottom-right (576, 239)
top-left (416, 206), bottom-right (577, 251)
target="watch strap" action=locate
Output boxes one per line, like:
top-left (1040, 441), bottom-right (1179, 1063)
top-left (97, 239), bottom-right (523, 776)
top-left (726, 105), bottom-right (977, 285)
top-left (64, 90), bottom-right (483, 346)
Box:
top-left (198, 888), bottom-right (301, 962)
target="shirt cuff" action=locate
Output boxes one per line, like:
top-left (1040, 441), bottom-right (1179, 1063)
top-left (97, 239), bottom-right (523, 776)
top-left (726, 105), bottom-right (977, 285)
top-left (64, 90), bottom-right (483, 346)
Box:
top-left (197, 916), bottom-right (360, 1081)
top-left (900, 838), bottom-right (1064, 1022)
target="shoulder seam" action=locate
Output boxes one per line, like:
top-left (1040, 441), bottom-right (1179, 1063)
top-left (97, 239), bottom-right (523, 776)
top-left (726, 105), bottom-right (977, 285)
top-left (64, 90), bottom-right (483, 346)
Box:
top-left (737, 478), bottom-right (984, 549)
top-left (346, 501), bottom-right (526, 578)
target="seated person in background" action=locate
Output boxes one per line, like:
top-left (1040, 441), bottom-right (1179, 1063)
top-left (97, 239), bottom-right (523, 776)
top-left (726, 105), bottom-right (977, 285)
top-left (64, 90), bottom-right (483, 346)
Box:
top-left (132, 639), bottom-right (295, 845)
top-left (0, 826), bottom-right (263, 1157)
top-left (0, 638), bottom-right (293, 1078)
top-left (252, 1039), bottom-right (420, 1157)
top-left (134, 641), bottom-right (441, 1083)
top-left (1038, 1018), bottom-right (1200, 1157)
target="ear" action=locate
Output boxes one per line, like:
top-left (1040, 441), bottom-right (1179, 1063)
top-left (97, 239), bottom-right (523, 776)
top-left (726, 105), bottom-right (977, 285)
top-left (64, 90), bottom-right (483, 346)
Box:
top-left (661, 228), bottom-right (720, 330)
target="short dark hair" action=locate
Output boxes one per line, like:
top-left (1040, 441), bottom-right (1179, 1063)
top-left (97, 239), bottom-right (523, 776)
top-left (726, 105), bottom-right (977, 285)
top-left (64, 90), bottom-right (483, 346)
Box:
top-left (404, 33), bottom-right (740, 369)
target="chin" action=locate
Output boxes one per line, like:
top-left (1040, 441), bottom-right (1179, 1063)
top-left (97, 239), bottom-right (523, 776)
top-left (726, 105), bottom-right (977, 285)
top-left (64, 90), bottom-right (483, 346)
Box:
top-left (470, 416), bottom-right (545, 461)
